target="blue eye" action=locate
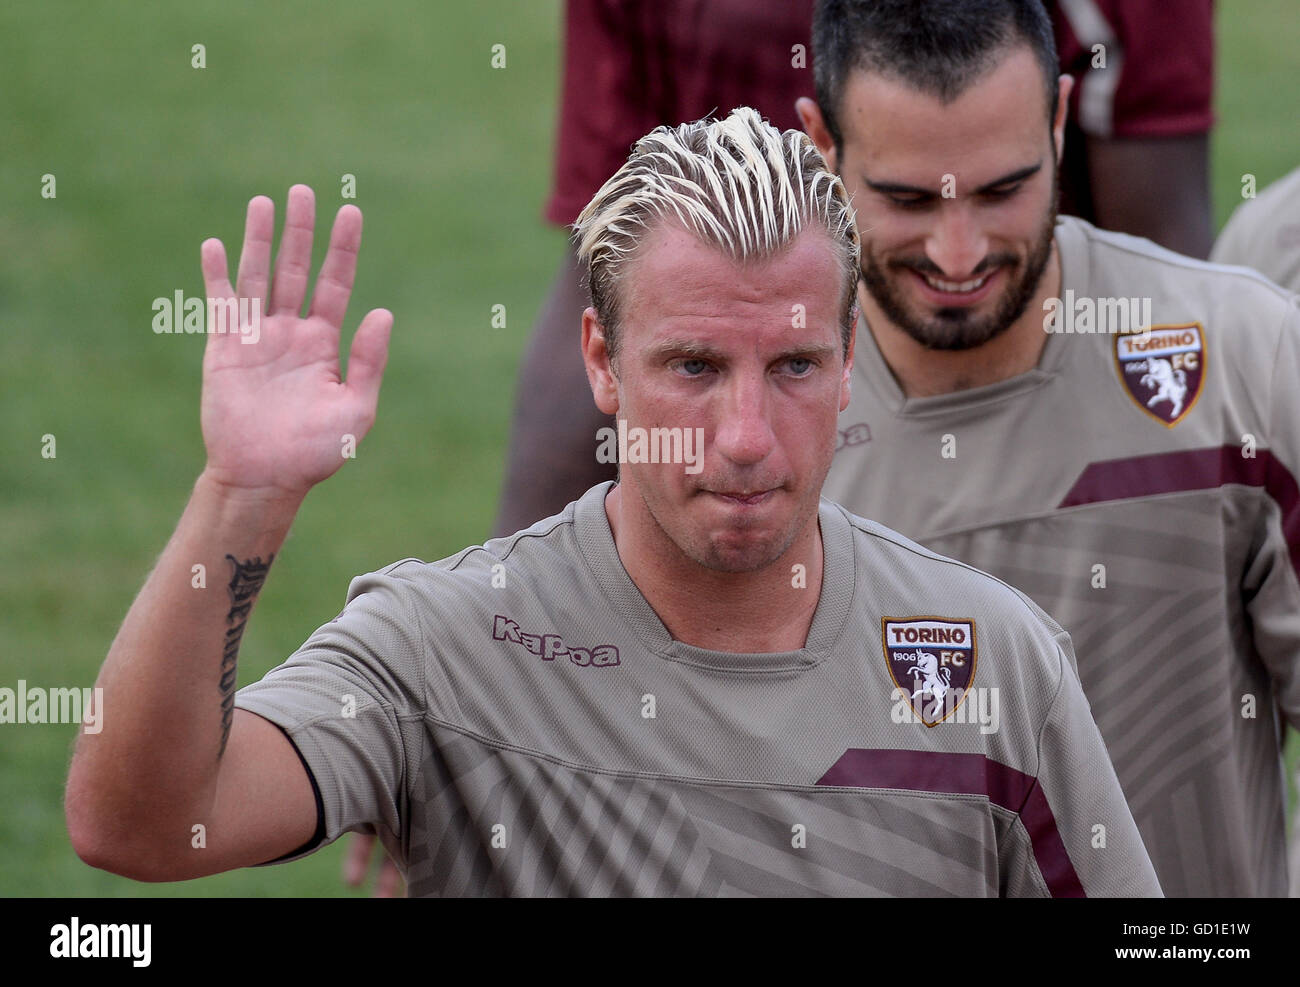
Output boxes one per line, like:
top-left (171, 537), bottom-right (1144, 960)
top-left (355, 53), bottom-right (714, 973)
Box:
top-left (675, 359), bottom-right (710, 377)
top-left (787, 358), bottom-right (814, 375)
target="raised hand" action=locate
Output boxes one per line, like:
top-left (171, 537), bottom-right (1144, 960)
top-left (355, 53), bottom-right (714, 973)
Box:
top-left (198, 185), bottom-right (392, 502)
top-left (343, 832), bottom-right (405, 898)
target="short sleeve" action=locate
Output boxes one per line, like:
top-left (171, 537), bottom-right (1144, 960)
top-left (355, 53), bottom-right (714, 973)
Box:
top-left (1029, 644), bottom-right (1163, 896)
top-left (1244, 298), bottom-right (1300, 731)
top-left (1051, 0), bottom-right (1214, 139)
top-left (234, 564), bottom-right (428, 863)
top-left (1210, 168), bottom-right (1300, 293)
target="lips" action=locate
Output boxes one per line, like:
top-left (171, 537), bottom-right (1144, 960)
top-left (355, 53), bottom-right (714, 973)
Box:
top-left (708, 489), bottom-right (775, 507)
top-left (910, 266), bottom-right (1000, 305)
top-left (922, 272), bottom-right (990, 293)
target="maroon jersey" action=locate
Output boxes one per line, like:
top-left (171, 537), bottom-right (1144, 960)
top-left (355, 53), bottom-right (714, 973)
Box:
top-left (547, 0), bottom-right (1215, 229)
top-left (546, 0), bottom-right (815, 226)
top-left (1050, 0), bottom-right (1215, 140)
top-left (1049, 0), bottom-right (1215, 219)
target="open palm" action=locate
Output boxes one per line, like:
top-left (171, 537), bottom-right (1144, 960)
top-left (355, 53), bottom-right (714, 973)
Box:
top-left (199, 185), bottom-right (392, 500)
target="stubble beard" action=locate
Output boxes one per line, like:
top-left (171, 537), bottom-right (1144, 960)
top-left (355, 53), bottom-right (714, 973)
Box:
top-left (634, 472), bottom-right (824, 576)
top-left (859, 179), bottom-right (1059, 352)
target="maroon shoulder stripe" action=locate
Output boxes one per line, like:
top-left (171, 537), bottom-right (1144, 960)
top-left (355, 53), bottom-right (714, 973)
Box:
top-left (816, 748), bottom-right (1085, 897)
top-left (1058, 446), bottom-right (1300, 582)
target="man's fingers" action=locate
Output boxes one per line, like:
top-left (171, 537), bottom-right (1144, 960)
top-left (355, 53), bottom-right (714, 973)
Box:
top-left (269, 184), bottom-right (316, 317)
top-left (201, 239), bottom-right (249, 359)
top-left (308, 205), bottom-right (363, 331)
top-left (200, 238), bottom-right (235, 300)
top-left (345, 308), bottom-right (393, 417)
top-left (236, 195), bottom-right (275, 307)
top-left (342, 832), bottom-right (375, 887)
top-left (374, 857), bottom-right (403, 899)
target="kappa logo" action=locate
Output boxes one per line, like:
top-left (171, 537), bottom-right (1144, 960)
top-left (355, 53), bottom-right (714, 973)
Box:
top-left (492, 614), bottom-right (620, 668)
top-left (1114, 323), bottom-right (1206, 427)
top-left (881, 617), bottom-right (977, 726)
top-left (836, 422), bottom-right (872, 452)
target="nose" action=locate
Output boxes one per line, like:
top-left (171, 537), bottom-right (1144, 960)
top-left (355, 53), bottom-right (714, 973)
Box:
top-left (925, 202), bottom-right (989, 280)
top-left (712, 369), bottom-right (777, 467)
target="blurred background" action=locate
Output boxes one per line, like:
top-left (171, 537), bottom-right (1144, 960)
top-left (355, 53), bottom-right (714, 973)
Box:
top-left (2, 0), bottom-right (1297, 896)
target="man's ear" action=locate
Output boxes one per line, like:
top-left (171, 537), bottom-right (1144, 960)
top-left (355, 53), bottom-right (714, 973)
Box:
top-left (796, 97), bottom-right (838, 174)
top-left (840, 303), bottom-right (858, 412)
top-left (581, 306), bottom-right (620, 415)
top-left (1052, 73), bottom-right (1074, 162)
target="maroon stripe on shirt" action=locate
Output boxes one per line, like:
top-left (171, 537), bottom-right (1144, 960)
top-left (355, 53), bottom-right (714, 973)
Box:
top-left (1057, 446), bottom-right (1300, 582)
top-left (816, 748), bottom-right (1085, 897)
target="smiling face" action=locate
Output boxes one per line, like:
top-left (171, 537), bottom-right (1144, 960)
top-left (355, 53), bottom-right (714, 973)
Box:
top-left (582, 222), bottom-right (854, 574)
top-left (823, 47), bottom-right (1066, 350)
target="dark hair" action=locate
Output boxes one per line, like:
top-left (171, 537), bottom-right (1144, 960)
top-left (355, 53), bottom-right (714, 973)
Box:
top-left (812, 0), bottom-right (1060, 154)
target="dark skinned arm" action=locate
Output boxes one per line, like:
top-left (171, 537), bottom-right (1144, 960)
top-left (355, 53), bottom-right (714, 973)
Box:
top-left (1084, 133), bottom-right (1213, 259)
top-left (493, 243), bottom-right (616, 537)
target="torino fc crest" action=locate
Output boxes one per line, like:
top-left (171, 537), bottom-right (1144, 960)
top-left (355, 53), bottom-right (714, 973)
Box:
top-left (1114, 323), bottom-right (1206, 427)
top-left (882, 617), bottom-right (977, 727)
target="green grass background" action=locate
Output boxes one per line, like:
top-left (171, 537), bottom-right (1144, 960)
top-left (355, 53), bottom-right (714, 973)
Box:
top-left (1, 1), bottom-right (1297, 896)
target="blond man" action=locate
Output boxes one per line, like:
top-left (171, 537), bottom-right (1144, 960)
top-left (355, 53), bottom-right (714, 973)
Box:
top-left (66, 109), bottom-right (1158, 897)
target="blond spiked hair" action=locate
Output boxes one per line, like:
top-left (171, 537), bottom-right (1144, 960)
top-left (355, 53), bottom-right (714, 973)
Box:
top-left (573, 106), bottom-right (860, 364)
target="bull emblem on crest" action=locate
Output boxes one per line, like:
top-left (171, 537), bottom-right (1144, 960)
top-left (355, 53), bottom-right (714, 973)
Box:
top-left (882, 618), bottom-right (978, 727)
top-left (1140, 356), bottom-right (1188, 418)
top-left (901, 649), bottom-right (952, 712)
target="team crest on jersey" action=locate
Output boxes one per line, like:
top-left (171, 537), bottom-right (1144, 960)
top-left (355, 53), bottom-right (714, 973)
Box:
top-left (1114, 323), bottom-right (1206, 427)
top-left (881, 617), bottom-right (977, 727)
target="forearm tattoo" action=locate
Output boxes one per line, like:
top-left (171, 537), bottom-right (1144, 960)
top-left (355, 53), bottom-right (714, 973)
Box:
top-left (219, 553), bottom-right (273, 756)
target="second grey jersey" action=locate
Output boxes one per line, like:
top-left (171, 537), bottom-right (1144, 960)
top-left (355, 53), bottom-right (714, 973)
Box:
top-left (1211, 166), bottom-right (1300, 293)
top-left (236, 481), bottom-right (1158, 897)
top-left (825, 215), bottom-right (1300, 896)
